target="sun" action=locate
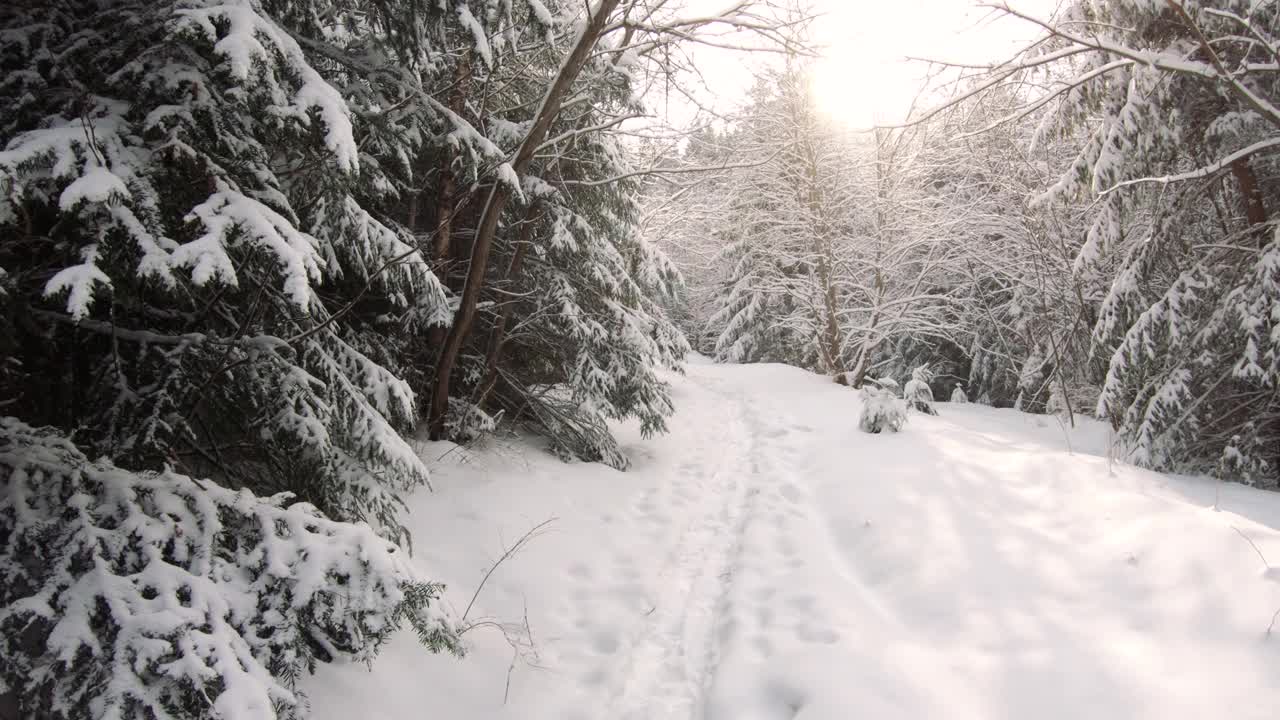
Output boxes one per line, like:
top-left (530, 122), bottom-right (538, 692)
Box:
top-left (810, 49), bottom-right (929, 130)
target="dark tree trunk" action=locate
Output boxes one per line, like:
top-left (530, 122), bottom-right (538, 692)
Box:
top-left (1230, 157), bottom-right (1267, 232)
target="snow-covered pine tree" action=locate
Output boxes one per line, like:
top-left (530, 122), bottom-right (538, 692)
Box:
top-left (640, 127), bottom-right (739, 354)
top-left (0, 0), bottom-right (488, 542)
top-left (0, 418), bottom-right (460, 719)
top-left (471, 124), bottom-right (690, 468)
top-left (379, 0), bottom-right (695, 467)
top-left (710, 223), bottom-right (814, 367)
top-left (420, 0), bottom-right (803, 463)
top-left (706, 66), bottom-right (852, 373)
top-left (986, 0), bottom-right (1280, 481)
top-left (0, 0), bottom-right (491, 714)
top-left (904, 365), bottom-right (938, 415)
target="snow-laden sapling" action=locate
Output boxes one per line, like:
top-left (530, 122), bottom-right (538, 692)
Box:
top-left (950, 383), bottom-right (968, 403)
top-left (859, 378), bottom-right (907, 434)
top-left (903, 366), bottom-right (938, 415)
top-left (0, 419), bottom-right (462, 720)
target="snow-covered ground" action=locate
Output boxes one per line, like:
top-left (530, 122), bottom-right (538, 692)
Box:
top-left (307, 361), bottom-right (1280, 719)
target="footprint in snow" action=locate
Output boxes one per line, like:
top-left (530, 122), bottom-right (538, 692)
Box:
top-left (795, 625), bottom-right (840, 644)
top-left (775, 537), bottom-right (798, 558)
top-left (591, 631), bottom-right (619, 655)
top-left (717, 617), bottom-right (740, 645)
top-left (751, 634), bottom-right (775, 659)
top-left (787, 594), bottom-right (817, 613)
top-left (779, 483), bottom-right (803, 504)
top-left (756, 606), bottom-right (775, 628)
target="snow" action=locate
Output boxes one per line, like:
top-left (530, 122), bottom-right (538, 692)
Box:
top-left (177, 190), bottom-right (323, 309)
top-left (44, 244), bottom-right (112, 320)
top-left (457, 4), bottom-right (493, 68)
top-left (175, 2), bottom-right (358, 171)
top-left (58, 165), bottom-right (130, 210)
top-left (306, 360), bottom-right (1280, 720)
top-left (524, 0), bottom-right (557, 28)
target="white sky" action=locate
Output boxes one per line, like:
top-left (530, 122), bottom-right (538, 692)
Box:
top-left (671, 0), bottom-right (1061, 130)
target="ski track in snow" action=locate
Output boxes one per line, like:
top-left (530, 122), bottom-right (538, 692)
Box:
top-left (307, 361), bottom-right (1280, 720)
top-left (562, 368), bottom-right (846, 720)
top-left (602, 379), bottom-right (749, 719)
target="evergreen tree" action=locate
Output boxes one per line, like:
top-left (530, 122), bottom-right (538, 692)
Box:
top-left (992, 0), bottom-right (1280, 481)
top-left (707, 66), bottom-right (852, 372)
top-left (0, 1), bottom-right (801, 711)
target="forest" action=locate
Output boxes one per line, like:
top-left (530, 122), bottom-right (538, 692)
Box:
top-left (1, 1), bottom-right (1278, 718)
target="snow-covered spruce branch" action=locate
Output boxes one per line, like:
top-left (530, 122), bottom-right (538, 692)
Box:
top-left (0, 418), bottom-right (461, 720)
top-left (1097, 137), bottom-right (1280, 195)
top-left (984, 2), bottom-right (1280, 129)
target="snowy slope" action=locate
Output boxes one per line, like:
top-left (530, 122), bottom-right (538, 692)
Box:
top-left (306, 361), bottom-right (1280, 720)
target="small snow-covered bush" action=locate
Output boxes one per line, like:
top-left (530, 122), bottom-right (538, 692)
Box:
top-left (0, 418), bottom-right (461, 720)
top-left (445, 398), bottom-right (500, 445)
top-left (903, 366), bottom-right (937, 416)
top-left (505, 386), bottom-right (631, 470)
top-left (872, 377), bottom-right (900, 395)
top-left (950, 384), bottom-right (968, 403)
top-left (858, 381), bottom-right (907, 434)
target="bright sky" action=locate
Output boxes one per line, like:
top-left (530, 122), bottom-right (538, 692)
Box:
top-left (676, 0), bottom-right (1060, 130)
top-left (810, 0), bottom-right (1061, 127)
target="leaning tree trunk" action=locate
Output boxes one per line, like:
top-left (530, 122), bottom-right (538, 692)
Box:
top-left (428, 0), bottom-right (623, 439)
top-left (474, 206), bottom-right (537, 408)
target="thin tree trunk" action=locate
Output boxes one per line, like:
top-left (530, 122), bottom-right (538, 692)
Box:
top-left (792, 108), bottom-right (842, 375)
top-left (850, 293), bottom-right (882, 389)
top-left (475, 208), bottom-right (537, 407)
top-left (428, 0), bottom-right (622, 439)
top-left (434, 169), bottom-right (458, 267)
top-left (1228, 156), bottom-right (1277, 473)
top-left (406, 194), bottom-right (419, 232)
top-left (1230, 157), bottom-right (1267, 232)
top-left (426, 52), bottom-right (473, 366)
top-left (815, 244), bottom-right (842, 374)
top-left (849, 129), bottom-right (896, 388)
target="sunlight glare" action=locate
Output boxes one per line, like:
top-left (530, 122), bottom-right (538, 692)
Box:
top-left (807, 0), bottom-right (1054, 129)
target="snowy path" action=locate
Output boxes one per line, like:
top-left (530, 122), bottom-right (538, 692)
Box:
top-left (598, 379), bottom-right (755, 719)
top-left (307, 361), bottom-right (1280, 720)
